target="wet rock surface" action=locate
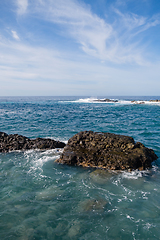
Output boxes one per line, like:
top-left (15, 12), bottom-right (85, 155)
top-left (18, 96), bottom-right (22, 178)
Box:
top-left (0, 132), bottom-right (66, 152)
top-left (56, 131), bottom-right (158, 171)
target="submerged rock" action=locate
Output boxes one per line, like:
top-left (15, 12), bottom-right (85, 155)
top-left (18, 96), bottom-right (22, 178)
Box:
top-left (56, 131), bottom-right (158, 171)
top-left (36, 185), bottom-right (63, 201)
top-left (68, 220), bottom-right (81, 238)
top-left (78, 198), bottom-right (107, 212)
top-left (55, 222), bottom-right (68, 237)
top-left (90, 169), bottom-right (114, 184)
top-left (0, 132), bottom-right (65, 152)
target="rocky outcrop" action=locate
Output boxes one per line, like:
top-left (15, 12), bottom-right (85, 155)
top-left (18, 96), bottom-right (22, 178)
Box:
top-left (131, 101), bottom-right (145, 104)
top-left (0, 132), bottom-right (66, 152)
top-left (149, 99), bottom-right (160, 102)
top-left (56, 131), bottom-right (158, 171)
top-left (131, 99), bottom-right (160, 104)
top-left (94, 98), bottom-right (118, 103)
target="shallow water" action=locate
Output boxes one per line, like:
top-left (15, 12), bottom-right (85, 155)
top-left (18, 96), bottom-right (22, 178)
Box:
top-left (0, 96), bottom-right (160, 239)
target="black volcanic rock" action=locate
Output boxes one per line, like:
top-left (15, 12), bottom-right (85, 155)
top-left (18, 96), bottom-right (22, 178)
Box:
top-left (56, 131), bottom-right (158, 171)
top-left (0, 132), bottom-right (65, 152)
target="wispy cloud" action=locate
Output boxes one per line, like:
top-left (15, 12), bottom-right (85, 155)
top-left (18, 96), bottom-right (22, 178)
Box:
top-left (0, 34), bottom-right (160, 96)
top-left (114, 9), bottom-right (146, 30)
top-left (16, 0), bottom-right (28, 15)
top-left (1, 0), bottom-right (160, 96)
top-left (11, 30), bottom-right (20, 40)
top-left (33, 0), bottom-right (113, 60)
top-left (0, 36), bottom-right (99, 84)
top-left (114, 9), bottom-right (160, 35)
top-left (23, 0), bottom-right (159, 65)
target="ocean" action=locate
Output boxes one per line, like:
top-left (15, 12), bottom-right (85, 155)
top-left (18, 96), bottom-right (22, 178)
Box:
top-left (0, 96), bottom-right (160, 240)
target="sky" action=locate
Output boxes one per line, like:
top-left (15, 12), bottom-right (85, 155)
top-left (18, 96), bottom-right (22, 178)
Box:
top-left (0, 0), bottom-right (160, 96)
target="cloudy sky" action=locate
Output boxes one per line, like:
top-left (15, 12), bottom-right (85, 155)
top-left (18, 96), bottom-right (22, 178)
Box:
top-left (0, 0), bottom-right (160, 96)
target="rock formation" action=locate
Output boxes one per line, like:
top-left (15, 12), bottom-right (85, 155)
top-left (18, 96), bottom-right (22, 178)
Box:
top-left (56, 131), bottom-right (158, 171)
top-left (149, 99), bottom-right (160, 102)
top-left (0, 132), bottom-right (65, 152)
top-left (94, 98), bottom-right (118, 103)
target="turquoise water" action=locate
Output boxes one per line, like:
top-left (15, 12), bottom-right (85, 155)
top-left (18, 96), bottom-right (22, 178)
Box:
top-left (0, 96), bottom-right (160, 239)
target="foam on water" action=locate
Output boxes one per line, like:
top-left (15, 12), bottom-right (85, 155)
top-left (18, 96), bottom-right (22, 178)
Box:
top-left (121, 170), bottom-right (146, 179)
top-left (60, 97), bottom-right (118, 104)
top-left (23, 148), bottom-right (62, 178)
top-left (60, 97), bottom-right (160, 106)
top-left (75, 97), bottom-right (99, 103)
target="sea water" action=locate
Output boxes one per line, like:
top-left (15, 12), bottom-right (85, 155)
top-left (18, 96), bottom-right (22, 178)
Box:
top-left (0, 96), bottom-right (160, 240)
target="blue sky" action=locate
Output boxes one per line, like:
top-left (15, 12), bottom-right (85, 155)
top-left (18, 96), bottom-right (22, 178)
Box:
top-left (0, 0), bottom-right (160, 96)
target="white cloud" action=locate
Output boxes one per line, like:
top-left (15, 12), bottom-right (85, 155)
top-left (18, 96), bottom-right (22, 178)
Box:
top-left (34, 0), bottom-right (113, 59)
top-left (16, 0), bottom-right (28, 15)
top-left (114, 9), bottom-right (160, 35)
top-left (114, 9), bottom-right (146, 30)
top-left (0, 0), bottom-right (159, 96)
top-left (29, 0), bottom-right (160, 65)
top-left (0, 36), bottom-right (160, 96)
top-left (11, 30), bottom-right (20, 40)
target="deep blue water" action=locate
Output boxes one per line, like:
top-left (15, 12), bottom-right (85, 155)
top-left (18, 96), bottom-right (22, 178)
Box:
top-left (0, 96), bottom-right (160, 239)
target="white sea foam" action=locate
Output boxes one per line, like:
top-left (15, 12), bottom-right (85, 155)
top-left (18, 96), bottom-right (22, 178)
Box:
top-left (74, 97), bottom-right (99, 103)
top-left (45, 136), bottom-right (68, 144)
top-left (121, 170), bottom-right (145, 179)
top-left (60, 97), bottom-right (118, 104)
top-left (115, 99), bottom-right (160, 105)
top-left (118, 100), bottom-right (132, 105)
top-left (25, 148), bottom-right (62, 176)
top-left (60, 97), bottom-right (160, 106)
top-left (129, 100), bottom-right (160, 105)
top-left (144, 101), bottom-right (160, 105)
top-left (38, 148), bottom-right (63, 156)
top-left (33, 149), bottom-right (61, 166)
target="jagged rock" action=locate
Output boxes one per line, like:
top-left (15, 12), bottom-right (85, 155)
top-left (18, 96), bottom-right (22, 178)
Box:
top-left (56, 131), bottom-right (158, 171)
top-left (0, 132), bottom-right (65, 152)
